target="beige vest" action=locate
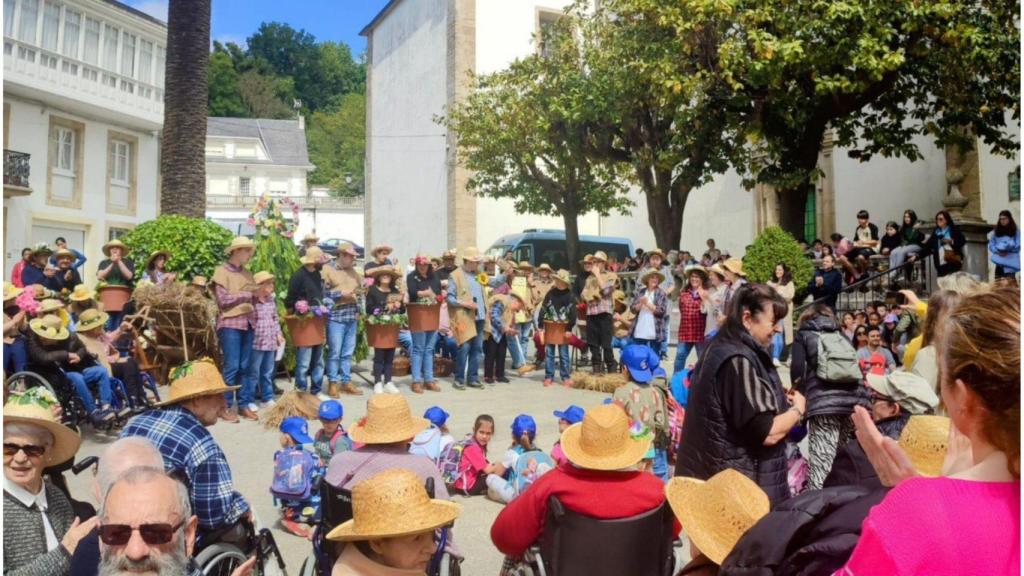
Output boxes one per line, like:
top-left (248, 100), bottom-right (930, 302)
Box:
top-left (531, 277), bottom-right (554, 306)
top-left (322, 265), bottom-right (363, 305)
top-left (484, 294), bottom-right (516, 337)
top-left (77, 332), bottom-right (112, 372)
top-left (583, 270), bottom-right (618, 302)
top-left (211, 264), bottom-right (256, 318)
top-left (448, 268), bottom-right (478, 346)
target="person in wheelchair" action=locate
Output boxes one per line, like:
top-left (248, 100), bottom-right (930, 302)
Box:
top-left (490, 404), bottom-right (666, 563)
top-left (25, 315), bottom-right (119, 427)
top-left (74, 309), bottom-right (148, 411)
top-left (326, 468), bottom-right (461, 576)
top-left (4, 282), bottom-right (28, 375)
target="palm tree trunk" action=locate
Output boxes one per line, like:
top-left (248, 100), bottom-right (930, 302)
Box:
top-left (160, 0), bottom-right (211, 217)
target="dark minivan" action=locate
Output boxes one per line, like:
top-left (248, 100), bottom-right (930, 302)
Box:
top-left (486, 229), bottom-right (635, 270)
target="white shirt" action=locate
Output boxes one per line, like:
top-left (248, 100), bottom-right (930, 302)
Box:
top-left (634, 292), bottom-right (657, 340)
top-left (4, 476), bottom-right (59, 551)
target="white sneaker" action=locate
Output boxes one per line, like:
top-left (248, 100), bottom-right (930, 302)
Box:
top-left (374, 382), bottom-right (384, 394)
top-left (384, 382), bottom-right (400, 394)
top-left (259, 400), bottom-right (276, 409)
top-left (246, 403), bottom-right (259, 412)
top-left (317, 392), bottom-right (331, 402)
top-left (773, 358), bottom-right (783, 367)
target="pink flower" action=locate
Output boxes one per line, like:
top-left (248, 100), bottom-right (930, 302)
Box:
top-left (247, 218), bottom-right (256, 226)
top-left (294, 300), bottom-right (310, 314)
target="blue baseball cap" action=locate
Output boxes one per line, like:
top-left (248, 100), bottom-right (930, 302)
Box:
top-left (512, 414), bottom-right (537, 440)
top-left (424, 406), bottom-right (450, 428)
top-left (553, 405), bottom-right (585, 425)
top-left (280, 417), bottom-right (314, 444)
top-left (318, 400), bottom-right (343, 421)
top-left (621, 344), bottom-right (660, 383)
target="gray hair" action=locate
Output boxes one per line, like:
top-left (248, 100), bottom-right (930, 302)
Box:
top-left (3, 423), bottom-right (54, 449)
top-left (96, 437), bottom-right (165, 499)
top-left (100, 466), bottom-right (191, 521)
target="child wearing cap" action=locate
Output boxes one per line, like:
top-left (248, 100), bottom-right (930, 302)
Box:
top-left (273, 416), bottom-right (323, 537)
top-left (550, 405), bottom-right (584, 467)
top-left (241, 271), bottom-right (283, 420)
top-left (613, 344), bottom-right (673, 481)
top-left (485, 414), bottom-right (553, 504)
top-left (410, 406), bottom-right (455, 464)
top-left (313, 400), bottom-right (352, 464)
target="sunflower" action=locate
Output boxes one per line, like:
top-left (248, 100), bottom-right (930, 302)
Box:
top-left (477, 272), bottom-right (489, 285)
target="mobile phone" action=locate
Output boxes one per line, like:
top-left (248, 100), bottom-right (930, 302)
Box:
top-left (884, 290), bottom-right (906, 307)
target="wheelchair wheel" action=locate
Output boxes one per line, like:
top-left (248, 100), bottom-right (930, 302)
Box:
top-left (194, 543), bottom-right (247, 576)
top-left (6, 371), bottom-right (55, 396)
top-left (140, 372), bottom-right (161, 403)
top-left (298, 554), bottom-right (318, 576)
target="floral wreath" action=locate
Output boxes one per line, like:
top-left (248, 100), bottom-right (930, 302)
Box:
top-left (247, 194), bottom-right (300, 239)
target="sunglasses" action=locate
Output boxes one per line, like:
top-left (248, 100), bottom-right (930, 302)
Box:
top-left (98, 520), bottom-right (185, 546)
top-left (3, 443), bottom-right (46, 458)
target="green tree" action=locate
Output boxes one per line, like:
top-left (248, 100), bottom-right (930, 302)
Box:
top-left (238, 70), bottom-right (295, 119)
top-left (743, 226), bottom-right (814, 301)
top-left (122, 216), bottom-right (233, 281)
top-left (207, 51), bottom-right (245, 117)
top-left (441, 20), bottom-right (631, 272)
top-left (307, 92), bottom-right (366, 196)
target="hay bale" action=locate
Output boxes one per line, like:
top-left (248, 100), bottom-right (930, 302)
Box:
top-left (570, 370), bottom-right (627, 393)
top-left (261, 390), bottom-right (322, 429)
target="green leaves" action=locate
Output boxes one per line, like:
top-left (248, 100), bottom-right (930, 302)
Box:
top-left (743, 226), bottom-right (815, 300)
top-left (122, 216), bottom-right (234, 281)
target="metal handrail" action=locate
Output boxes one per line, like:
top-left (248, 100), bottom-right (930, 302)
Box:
top-left (794, 258), bottom-right (928, 316)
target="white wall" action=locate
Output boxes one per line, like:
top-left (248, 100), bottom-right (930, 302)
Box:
top-left (678, 170), bottom-right (756, 256)
top-left (977, 114), bottom-right (1020, 224)
top-left (366, 0), bottom-right (450, 260)
top-left (4, 97), bottom-right (159, 284)
top-left (474, 0), bottom-right (573, 75)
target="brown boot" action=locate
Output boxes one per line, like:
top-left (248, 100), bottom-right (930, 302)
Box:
top-left (411, 381), bottom-right (424, 394)
top-left (425, 381), bottom-right (441, 392)
top-left (340, 382), bottom-right (363, 395)
top-left (516, 364), bottom-right (536, 376)
top-left (327, 381), bottom-right (341, 398)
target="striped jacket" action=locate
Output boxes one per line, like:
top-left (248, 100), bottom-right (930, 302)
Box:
top-left (3, 481), bottom-right (74, 575)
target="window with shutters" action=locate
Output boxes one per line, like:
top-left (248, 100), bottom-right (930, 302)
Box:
top-left (62, 9), bottom-right (80, 58)
top-left (41, 1), bottom-right (59, 51)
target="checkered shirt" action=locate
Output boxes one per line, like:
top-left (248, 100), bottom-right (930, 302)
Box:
top-left (121, 406), bottom-right (249, 530)
top-left (213, 263), bottom-right (254, 331)
top-left (677, 288), bottom-right (707, 344)
top-left (252, 296), bottom-right (282, 351)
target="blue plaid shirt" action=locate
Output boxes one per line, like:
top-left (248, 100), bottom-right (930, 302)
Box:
top-left (325, 289), bottom-right (362, 323)
top-left (121, 406), bottom-right (249, 529)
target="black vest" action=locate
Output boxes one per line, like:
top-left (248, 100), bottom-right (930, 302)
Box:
top-left (675, 332), bottom-right (791, 505)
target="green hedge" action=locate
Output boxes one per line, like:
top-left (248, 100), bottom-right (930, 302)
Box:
top-left (743, 226), bottom-right (814, 300)
top-left (122, 216), bottom-right (234, 281)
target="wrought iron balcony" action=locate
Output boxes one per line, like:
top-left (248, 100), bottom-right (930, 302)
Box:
top-left (4, 149), bottom-right (31, 189)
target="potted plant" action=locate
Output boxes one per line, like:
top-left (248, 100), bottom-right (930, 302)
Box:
top-left (95, 281), bottom-right (133, 313)
top-left (285, 299), bottom-right (330, 347)
top-left (406, 294), bottom-right (444, 332)
top-left (542, 301), bottom-right (571, 345)
top-left (365, 308), bottom-right (407, 348)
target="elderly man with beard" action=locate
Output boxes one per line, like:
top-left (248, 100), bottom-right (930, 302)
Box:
top-left (96, 467), bottom-right (254, 576)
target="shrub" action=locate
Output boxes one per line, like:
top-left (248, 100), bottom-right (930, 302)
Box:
top-left (743, 226), bottom-right (814, 299)
top-left (122, 216), bottom-right (234, 281)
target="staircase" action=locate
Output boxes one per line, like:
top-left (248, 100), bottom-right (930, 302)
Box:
top-left (795, 258), bottom-right (930, 317)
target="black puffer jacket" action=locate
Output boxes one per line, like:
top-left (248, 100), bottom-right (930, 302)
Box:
top-left (823, 414), bottom-right (909, 489)
top-left (720, 484), bottom-right (889, 576)
top-left (789, 315), bottom-right (869, 419)
top-left (676, 332), bottom-right (790, 505)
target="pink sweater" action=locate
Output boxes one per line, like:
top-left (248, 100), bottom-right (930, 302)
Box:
top-left (838, 477), bottom-right (1020, 575)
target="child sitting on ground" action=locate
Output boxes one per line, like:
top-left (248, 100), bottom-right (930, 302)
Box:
top-left (550, 405), bottom-right (584, 467)
top-left (450, 414), bottom-right (500, 495)
top-left (486, 414), bottom-right (554, 504)
top-left (313, 400), bottom-right (351, 465)
top-left (410, 405), bottom-right (455, 464)
top-left (272, 416), bottom-right (322, 538)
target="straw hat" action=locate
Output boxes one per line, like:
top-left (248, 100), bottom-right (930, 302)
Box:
top-left (592, 251), bottom-right (608, 263)
top-left (685, 264), bottom-right (709, 280)
top-left (53, 248), bottom-right (76, 262)
top-left (460, 247), bottom-right (484, 263)
top-left (3, 396), bottom-right (81, 466)
top-left (37, 299), bottom-right (65, 314)
top-left (29, 315), bottom-right (69, 341)
top-left (612, 289), bottom-right (627, 304)
top-left (3, 282), bottom-right (23, 302)
top-left (102, 239), bottom-right (128, 257)
top-left (253, 271), bottom-right (275, 285)
top-left (665, 469), bottom-right (770, 565)
top-left (301, 232), bottom-right (320, 244)
top-left (898, 415), bottom-right (950, 477)
top-left (191, 276), bottom-right (208, 288)
top-left (300, 247), bottom-right (329, 266)
top-left (30, 243), bottom-right (53, 258)
top-left (326, 468), bottom-right (461, 542)
top-left (721, 258), bottom-right (746, 277)
top-left (68, 284), bottom-right (95, 302)
top-left (553, 269), bottom-right (571, 287)
top-left (442, 249), bottom-right (457, 260)
top-left (645, 249), bottom-right (666, 261)
top-left (348, 394), bottom-right (430, 444)
top-left (76, 308), bottom-right (109, 333)
top-left (371, 245), bottom-right (393, 257)
top-left (580, 254), bottom-right (594, 264)
top-left (337, 242), bottom-right (358, 258)
top-left (368, 266), bottom-right (401, 282)
top-left (225, 236), bottom-right (255, 254)
top-left (155, 359), bottom-right (239, 407)
top-left (145, 250), bottom-right (171, 270)
top-left (559, 404), bottom-right (652, 471)
top-left (517, 261), bottom-right (535, 272)
top-left (640, 269), bottom-right (665, 286)
top-left (537, 263), bottom-right (553, 273)
top-left (709, 263), bottom-right (727, 278)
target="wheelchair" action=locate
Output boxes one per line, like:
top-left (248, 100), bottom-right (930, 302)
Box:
top-left (514, 497), bottom-right (681, 576)
top-left (298, 477), bottom-right (461, 576)
top-left (193, 517), bottom-right (287, 576)
top-left (5, 368), bottom-right (134, 431)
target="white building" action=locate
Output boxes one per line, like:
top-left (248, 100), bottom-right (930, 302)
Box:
top-left (204, 117), bottom-right (365, 247)
top-left (4, 0), bottom-right (166, 284)
top-left (362, 0), bottom-right (1019, 266)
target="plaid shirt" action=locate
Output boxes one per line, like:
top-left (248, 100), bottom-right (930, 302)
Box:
top-left (327, 296), bottom-right (361, 323)
top-left (677, 288), bottom-right (707, 343)
top-left (213, 263), bottom-right (254, 331)
top-left (121, 406), bottom-right (249, 530)
top-left (252, 296), bottom-right (282, 351)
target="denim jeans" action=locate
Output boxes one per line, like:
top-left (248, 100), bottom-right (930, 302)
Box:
top-left (4, 337), bottom-right (26, 374)
top-left (104, 311), bottom-right (124, 332)
top-left (674, 341), bottom-right (698, 375)
top-left (544, 344), bottom-right (570, 381)
top-left (652, 448), bottom-right (669, 482)
top-left (436, 335), bottom-right (457, 359)
top-left (772, 332), bottom-right (784, 361)
top-left (455, 320), bottom-right (485, 383)
top-left (517, 321), bottom-right (533, 364)
top-left (218, 328), bottom-right (253, 407)
top-left (633, 338), bottom-right (661, 354)
top-left (411, 330), bottom-right (439, 382)
top-left (244, 349), bottom-right (276, 405)
top-left (612, 336), bottom-right (632, 350)
top-left (326, 319), bottom-right (358, 384)
top-left (398, 330), bottom-right (413, 354)
top-left (294, 345), bottom-right (324, 394)
top-left (889, 244), bottom-right (922, 271)
top-left (66, 365), bottom-right (112, 414)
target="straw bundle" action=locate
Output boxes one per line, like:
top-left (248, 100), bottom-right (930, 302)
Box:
top-left (570, 370), bottom-right (628, 393)
top-left (260, 390), bottom-right (322, 429)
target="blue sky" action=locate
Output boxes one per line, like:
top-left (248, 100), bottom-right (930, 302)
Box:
top-left (123, 0), bottom-right (391, 55)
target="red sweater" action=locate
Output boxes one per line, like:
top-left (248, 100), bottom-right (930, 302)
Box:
top-left (490, 464), bottom-right (666, 557)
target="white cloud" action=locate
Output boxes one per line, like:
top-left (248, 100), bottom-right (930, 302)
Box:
top-left (129, 0), bottom-right (168, 23)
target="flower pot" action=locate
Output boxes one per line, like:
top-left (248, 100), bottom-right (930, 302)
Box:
top-left (544, 321), bottom-right (570, 345)
top-left (366, 323), bottom-right (400, 349)
top-left (407, 303), bottom-right (441, 332)
top-left (286, 316), bottom-right (326, 348)
top-left (98, 285), bottom-right (132, 313)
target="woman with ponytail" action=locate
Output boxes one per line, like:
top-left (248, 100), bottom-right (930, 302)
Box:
top-left (841, 283), bottom-right (1020, 574)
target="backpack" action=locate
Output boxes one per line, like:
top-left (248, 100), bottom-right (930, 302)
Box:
top-left (439, 436), bottom-right (474, 490)
top-left (815, 332), bottom-right (862, 385)
top-left (314, 428), bottom-right (351, 464)
top-left (410, 426), bottom-right (444, 463)
top-left (615, 377), bottom-right (678, 449)
top-left (271, 447), bottom-right (316, 501)
top-left (509, 450), bottom-right (555, 497)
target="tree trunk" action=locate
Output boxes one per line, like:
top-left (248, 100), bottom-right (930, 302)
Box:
top-left (160, 0), bottom-right (211, 217)
top-left (562, 190), bottom-right (583, 275)
top-left (640, 166), bottom-right (687, 251)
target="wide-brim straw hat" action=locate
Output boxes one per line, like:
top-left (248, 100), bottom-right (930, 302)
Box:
top-left (301, 233), bottom-right (320, 244)
top-left (460, 247), bottom-right (484, 263)
top-left (102, 239), bottom-right (128, 257)
top-left (517, 261), bottom-right (535, 272)
top-left (685, 265), bottom-right (709, 281)
top-left (76, 309), bottom-right (109, 332)
top-left (537, 263), bottom-right (553, 273)
top-left (348, 394), bottom-right (429, 444)
top-left (554, 269), bottom-right (571, 286)
top-left (145, 250), bottom-right (171, 269)
top-left (898, 415), bottom-right (950, 477)
top-left (641, 269), bottom-right (665, 285)
top-left (4, 282), bottom-right (23, 302)
top-left (559, 404), bottom-right (652, 471)
top-left (442, 249), bottom-right (457, 260)
top-left (722, 258), bottom-right (746, 277)
top-left (191, 276), bottom-right (208, 288)
top-left (53, 248), bottom-right (76, 262)
top-left (225, 236), bottom-right (255, 254)
top-left (3, 398), bottom-right (81, 466)
top-left (371, 245), bottom-right (393, 257)
top-left (337, 243), bottom-right (358, 257)
top-left (645, 249), bottom-right (666, 261)
top-left (253, 271), bottom-right (275, 285)
top-left (37, 299), bottom-right (64, 314)
top-left (709, 263), bottom-right (727, 278)
top-left (581, 254), bottom-right (594, 264)
top-left (592, 251), bottom-right (609, 263)
top-left (326, 469), bottom-right (461, 542)
top-left (612, 289), bottom-right (627, 304)
top-left (155, 359), bottom-right (239, 407)
top-left (68, 284), bottom-right (95, 302)
top-left (665, 469), bottom-right (770, 565)
top-left (368, 266), bottom-right (401, 281)
top-left (300, 247), bottom-right (330, 266)
top-left (29, 316), bottom-right (69, 341)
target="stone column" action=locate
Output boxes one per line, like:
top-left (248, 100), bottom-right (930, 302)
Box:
top-left (446, 0), bottom-right (477, 250)
top-left (942, 135), bottom-right (991, 282)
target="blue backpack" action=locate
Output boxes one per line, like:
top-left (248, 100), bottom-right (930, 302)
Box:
top-left (510, 450), bottom-right (555, 496)
top-left (271, 447), bottom-right (316, 501)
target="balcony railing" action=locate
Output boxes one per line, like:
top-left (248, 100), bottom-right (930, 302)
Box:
top-left (4, 150), bottom-right (31, 189)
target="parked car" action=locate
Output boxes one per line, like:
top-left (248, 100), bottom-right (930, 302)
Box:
top-left (486, 229), bottom-right (635, 270)
top-left (317, 238), bottom-right (365, 259)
